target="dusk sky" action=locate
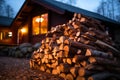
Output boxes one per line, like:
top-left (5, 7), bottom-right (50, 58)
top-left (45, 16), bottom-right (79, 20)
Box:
top-left (56, 0), bottom-right (101, 11)
top-left (6, 0), bottom-right (101, 17)
top-left (5, 0), bottom-right (25, 15)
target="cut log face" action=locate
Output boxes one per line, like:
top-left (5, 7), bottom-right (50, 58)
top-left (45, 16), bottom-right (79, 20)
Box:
top-left (70, 67), bottom-right (79, 77)
top-left (59, 73), bottom-right (66, 79)
top-left (65, 73), bottom-right (74, 80)
top-left (30, 13), bottom-right (120, 80)
top-left (72, 55), bottom-right (87, 63)
top-left (76, 76), bottom-right (86, 80)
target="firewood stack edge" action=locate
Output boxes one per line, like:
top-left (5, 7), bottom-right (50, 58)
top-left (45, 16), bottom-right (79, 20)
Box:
top-left (30, 13), bottom-right (120, 80)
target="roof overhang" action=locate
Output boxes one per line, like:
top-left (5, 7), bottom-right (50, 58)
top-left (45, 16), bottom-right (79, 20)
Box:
top-left (31, 0), bottom-right (65, 14)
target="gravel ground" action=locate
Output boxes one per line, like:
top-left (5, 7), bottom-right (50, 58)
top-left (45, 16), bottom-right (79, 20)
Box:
top-left (0, 57), bottom-right (64, 80)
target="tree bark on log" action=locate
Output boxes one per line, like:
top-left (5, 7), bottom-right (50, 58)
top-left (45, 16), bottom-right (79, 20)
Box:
top-left (88, 72), bottom-right (120, 80)
top-left (78, 67), bottom-right (96, 76)
top-left (89, 57), bottom-right (120, 67)
top-left (69, 39), bottom-right (96, 50)
top-left (85, 49), bottom-right (113, 59)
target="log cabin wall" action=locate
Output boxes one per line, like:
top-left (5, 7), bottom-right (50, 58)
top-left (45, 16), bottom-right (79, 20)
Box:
top-left (0, 27), bottom-right (12, 44)
top-left (114, 28), bottom-right (120, 43)
top-left (49, 11), bottom-right (73, 27)
top-left (19, 23), bottom-right (29, 44)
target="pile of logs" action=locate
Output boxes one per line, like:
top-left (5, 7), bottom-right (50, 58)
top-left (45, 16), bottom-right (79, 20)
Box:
top-left (30, 13), bottom-right (120, 80)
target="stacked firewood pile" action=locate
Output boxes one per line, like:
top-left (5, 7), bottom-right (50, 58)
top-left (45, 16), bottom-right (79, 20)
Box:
top-left (30, 13), bottom-right (120, 80)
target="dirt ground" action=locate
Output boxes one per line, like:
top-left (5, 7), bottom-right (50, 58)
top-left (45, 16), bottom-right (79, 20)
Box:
top-left (0, 57), bottom-right (64, 80)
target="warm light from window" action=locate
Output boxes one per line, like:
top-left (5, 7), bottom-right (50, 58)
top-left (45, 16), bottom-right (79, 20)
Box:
top-left (8, 32), bottom-right (12, 37)
top-left (35, 17), bottom-right (44, 23)
top-left (32, 13), bottom-right (48, 35)
top-left (21, 28), bottom-right (26, 33)
top-left (0, 32), bottom-right (3, 40)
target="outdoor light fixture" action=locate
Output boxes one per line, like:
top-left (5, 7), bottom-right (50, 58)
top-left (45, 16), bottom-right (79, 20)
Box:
top-left (21, 28), bottom-right (26, 33)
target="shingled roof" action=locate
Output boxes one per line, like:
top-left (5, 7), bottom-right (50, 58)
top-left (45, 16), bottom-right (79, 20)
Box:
top-left (32, 0), bottom-right (120, 25)
top-left (0, 16), bottom-right (13, 27)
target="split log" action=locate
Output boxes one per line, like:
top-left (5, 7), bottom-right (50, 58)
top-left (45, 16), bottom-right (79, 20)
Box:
top-left (57, 51), bottom-right (65, 57)
top-left (72, 55), bottom-right (87, 63)
top-left (85, 64), bottom-right (104, 71)
top-left (48, 54), bottom-right (53, 59)
top-left (59, 73), bottom-right (66, 79)
top-left (80, 60), bottom-right (88, 67)
top-left (78, 24), bottom-right (108, 39)
top-left (63, 45), bottom-right (78, 57)
top-left (40, 65), bottom-right (46, 71)
top-left (76, 76), bottom-right (86, 80)
top-left (89, 57), bottom-right (120, 67)
top-left (46, 68), bottom-right (51, 73)
top-left (59, 36), bottom-right (66, 44)
top-left (65, 73), bottom-right (74, 80)
top-left (81, 32), bottom-right (119, 53)
top-left (29, 59), bottom-right (34, 69)
top-left (62, 58), bottom-right (67, 63)
top-left (52, 68), bottom-right (60, 75)
top-left (32, 51), bottom-right (40, 59)
top-left (78, 67), bottom-right (96, 77)
top-left (59, 63), bottom-right (71, 73)
top-left (85, 49), bottom-right (113, 59)
top-left (74, 63), bottom-right (81, 67)
top-left (66, 58), bottom-right (72, 64)
top-left (70, 67), bottom-right (79, 77)
top-left (59, 44), bottom-right (64, 51)
top-left (95, 40), bottom-right (120, 53)
top-left (69, 39), bottom-right (96, 50)
top-left (51, 61), bottom-right (58, 68)
top-left (46, 63), bottom-right (51, 68)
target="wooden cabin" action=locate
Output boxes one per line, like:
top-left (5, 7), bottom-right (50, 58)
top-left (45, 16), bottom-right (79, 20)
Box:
top-left (0, 16), bottom-right (13, 44)
top-left (0, 0), bottom-right (120, 45)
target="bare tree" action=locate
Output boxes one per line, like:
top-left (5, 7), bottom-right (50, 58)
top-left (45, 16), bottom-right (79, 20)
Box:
top-left (5, 5), bottom-right (14, 18)
top-left (96, 0), bottom-right (120, 22)
top-left (0, 0), bottom-right (14, 18)
top-left (0, 0), bottom-right (5, 16)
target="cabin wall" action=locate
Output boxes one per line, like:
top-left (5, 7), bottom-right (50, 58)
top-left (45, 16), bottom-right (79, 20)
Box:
top-left (49, 11), bottom-right (73, 27)
top-left (19, 23), bottom-right (29, 44)
top-left (114, 28), bottom-right (120, 43)
top-left (0, 26), bottom-right (12, 44)
top-left (11, 23), bottom-right (19, 44)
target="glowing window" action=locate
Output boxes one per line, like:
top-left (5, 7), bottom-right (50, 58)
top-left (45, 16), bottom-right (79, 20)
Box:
top-left (32, 13), bottom-right (48, 35)
top-left (0, 32), bottom-right (12, 40)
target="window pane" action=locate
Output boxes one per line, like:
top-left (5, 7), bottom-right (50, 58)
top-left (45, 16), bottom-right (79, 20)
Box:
top-left (41, 13), bottom-right (48, 34)
top-left (32, 13), bottom-right (48, 35)
top-left (32, 16), bottom-right (40, 35)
